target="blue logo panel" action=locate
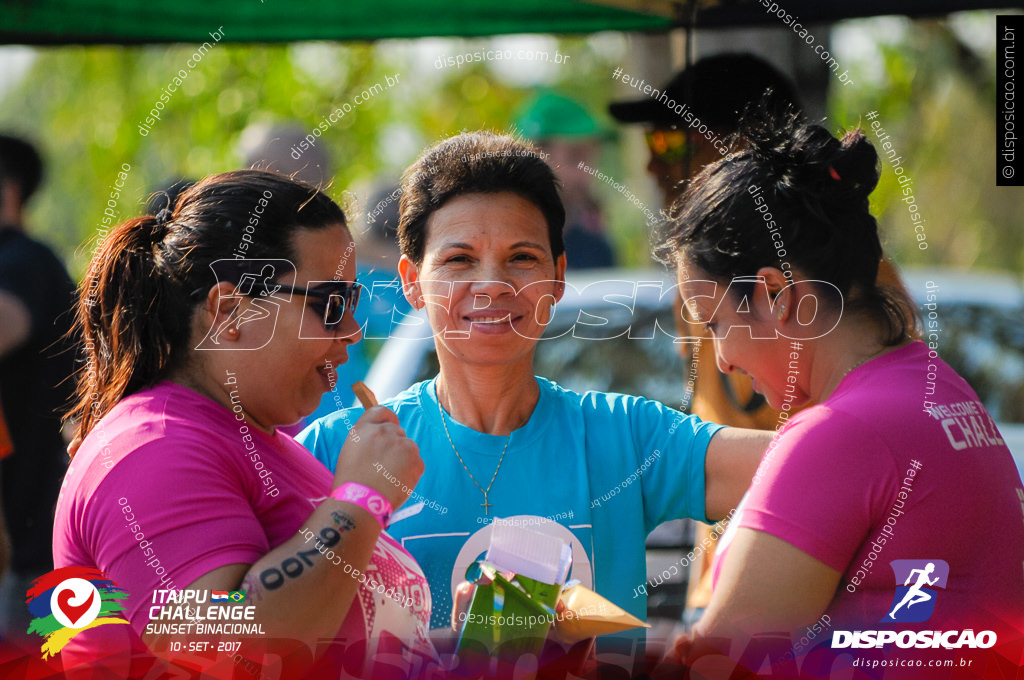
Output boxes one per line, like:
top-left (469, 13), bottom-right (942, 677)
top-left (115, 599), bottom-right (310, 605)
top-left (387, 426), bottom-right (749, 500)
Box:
top-left (883, 559), bottom-right (949, 623)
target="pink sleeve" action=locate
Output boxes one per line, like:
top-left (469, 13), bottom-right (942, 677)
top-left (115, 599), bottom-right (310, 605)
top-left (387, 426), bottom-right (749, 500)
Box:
top-left (738, 408), bottom-right (901, 572)
top-left (89, 438), bottom-right (267, 629)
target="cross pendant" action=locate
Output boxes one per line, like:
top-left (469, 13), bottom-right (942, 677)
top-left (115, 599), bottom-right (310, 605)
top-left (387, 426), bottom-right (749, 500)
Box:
top-left (481, 495), bottom-right (492, 516)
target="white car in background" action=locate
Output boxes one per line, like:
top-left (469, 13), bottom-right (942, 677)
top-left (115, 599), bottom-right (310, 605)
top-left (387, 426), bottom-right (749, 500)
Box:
top-left (900, 268), bottom-right (1024, 467)
top-left (361, 266), bottom-right (1024, 617)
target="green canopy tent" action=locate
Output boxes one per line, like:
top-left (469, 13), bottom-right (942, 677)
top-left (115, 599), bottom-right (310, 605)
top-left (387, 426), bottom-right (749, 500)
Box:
top-left (0, 0), bottom-right (1018, 45)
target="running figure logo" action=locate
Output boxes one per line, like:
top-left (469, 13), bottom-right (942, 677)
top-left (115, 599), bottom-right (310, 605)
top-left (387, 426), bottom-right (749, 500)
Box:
top-left (195, 259), bottom-right (295, 350)
top-left (208, 264), bottom-right (281, 343)
top-left (884, 559), bottom-right (949, 623)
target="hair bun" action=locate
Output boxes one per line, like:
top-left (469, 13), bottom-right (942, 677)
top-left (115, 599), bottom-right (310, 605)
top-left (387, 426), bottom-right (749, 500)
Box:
top-left (827, 130), bottom-right (880, 201)
top-left (738, 104), bottom-right (879, 205)
top-left (740, 106), bottom-right (843, 198)
top-left (740, 104), bottom-right (806, 180)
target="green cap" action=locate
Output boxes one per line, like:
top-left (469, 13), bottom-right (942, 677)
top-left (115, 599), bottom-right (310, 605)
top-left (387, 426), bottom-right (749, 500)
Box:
top-left (513, 91), bottom-right (604, 141)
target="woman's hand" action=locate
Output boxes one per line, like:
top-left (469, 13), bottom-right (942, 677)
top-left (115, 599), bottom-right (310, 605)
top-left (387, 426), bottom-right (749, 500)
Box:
top-left (334, 406), bottom-right (424, 510)
top-left (451, 580), bottom-right (475, 631)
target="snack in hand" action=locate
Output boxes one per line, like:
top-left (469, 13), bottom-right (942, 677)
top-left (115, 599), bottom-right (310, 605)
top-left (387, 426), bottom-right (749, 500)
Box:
top-left (351, 381), bottom-right (379, 408)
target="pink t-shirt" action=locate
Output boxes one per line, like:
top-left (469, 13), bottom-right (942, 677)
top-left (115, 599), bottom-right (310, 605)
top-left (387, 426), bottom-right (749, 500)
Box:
top-left (52, 381), bottom-right (435, 676)
top-left (714, 341), bottom-right (1024, 635)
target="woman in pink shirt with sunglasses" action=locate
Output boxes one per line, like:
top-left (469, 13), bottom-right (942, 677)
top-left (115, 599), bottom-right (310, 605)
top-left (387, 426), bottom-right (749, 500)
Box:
top-left (53, 170), bottom-right (436, 679)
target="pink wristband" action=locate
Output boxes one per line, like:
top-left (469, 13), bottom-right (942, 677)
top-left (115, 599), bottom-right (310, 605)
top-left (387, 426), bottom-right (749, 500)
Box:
top-left (330, 482), bottom-right (392, 529)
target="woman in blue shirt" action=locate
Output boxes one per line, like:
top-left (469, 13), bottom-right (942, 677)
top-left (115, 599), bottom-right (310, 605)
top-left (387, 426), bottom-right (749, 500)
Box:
top-left (298, 132), bottom-right (771, 643)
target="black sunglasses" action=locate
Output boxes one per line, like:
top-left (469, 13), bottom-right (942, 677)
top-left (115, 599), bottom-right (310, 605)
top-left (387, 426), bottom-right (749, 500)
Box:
top-left (246, 280), bottom-right (361, 331)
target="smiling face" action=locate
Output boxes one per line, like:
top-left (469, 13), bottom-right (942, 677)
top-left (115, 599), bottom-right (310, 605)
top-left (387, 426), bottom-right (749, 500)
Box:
top-left (213, 223), bottom-right (362, 428)
top-left (677, 257), bottom-right (810, 410)
top-left (399, 192), bottom-right (566, 369)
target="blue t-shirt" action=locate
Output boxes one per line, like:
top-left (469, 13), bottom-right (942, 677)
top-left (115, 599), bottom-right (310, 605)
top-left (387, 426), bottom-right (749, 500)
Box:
top-left (297, 376), bottom-right (723, 633)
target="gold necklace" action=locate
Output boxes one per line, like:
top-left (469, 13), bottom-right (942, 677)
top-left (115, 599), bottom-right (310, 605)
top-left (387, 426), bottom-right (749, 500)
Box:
top-left (845, 346), bottom-right (887, 378)
top-left (437, 401), bottom-right (510, 516)
top-left (834, 347), bottom-right (886, 393)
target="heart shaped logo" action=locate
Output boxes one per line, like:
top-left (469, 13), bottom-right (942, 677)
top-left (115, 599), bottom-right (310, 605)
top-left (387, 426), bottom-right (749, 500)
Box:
top-left (29, 571), bottom-right (127, 655)
top-left (56, 587), bottom-right (95, 626)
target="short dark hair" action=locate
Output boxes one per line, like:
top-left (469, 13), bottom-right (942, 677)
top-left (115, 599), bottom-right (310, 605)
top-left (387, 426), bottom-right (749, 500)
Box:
top-left (0, 134), bottom-right (44, 203)
top-left (398, 132), bottom-right (565, 264)
top-left (657, 110), bottom-right (914, 345)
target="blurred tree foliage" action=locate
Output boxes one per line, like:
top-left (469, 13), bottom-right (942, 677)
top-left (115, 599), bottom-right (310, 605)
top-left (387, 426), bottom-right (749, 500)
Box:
top-left (830, 15), bottom-right (1022, 274)
top-left (0, 14), bottom-right (1018, 279)
top-left (0, 37), bottom-right (629, 278)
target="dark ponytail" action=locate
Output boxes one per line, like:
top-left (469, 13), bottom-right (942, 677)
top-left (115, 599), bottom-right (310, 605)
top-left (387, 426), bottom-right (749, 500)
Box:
top-left (67, 170), bottom-right (347, 445)
top-left (70, 214), bottom-right (190, 441)
top-left (657, 110), bottom-right (915, 345)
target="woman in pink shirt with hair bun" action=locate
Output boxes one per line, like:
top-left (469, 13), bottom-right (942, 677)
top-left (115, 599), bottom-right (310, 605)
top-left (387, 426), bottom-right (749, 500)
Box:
top-left (659, 112), bottom-right (1024, 677)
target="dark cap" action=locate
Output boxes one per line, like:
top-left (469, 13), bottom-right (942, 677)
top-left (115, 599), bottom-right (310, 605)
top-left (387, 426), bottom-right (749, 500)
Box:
top-left (608, 53), bottom-right (801, 130)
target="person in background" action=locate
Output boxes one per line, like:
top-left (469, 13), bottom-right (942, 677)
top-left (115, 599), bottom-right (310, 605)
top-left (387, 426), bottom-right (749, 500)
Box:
top-left (240, 122), bottom-right (332, 189)
top-left (514, 91), bottom-right (615, 270)
top-left (357, 183), bottom-right (403, 277)
top-left (661, 112), bottom-right (1024, 676)
top-left (0, 134), bottom-right (75, 638)
top-left (609, 53), bottom-right (802, 627)
top-left (346, 182), bottom-right (413, 361)
top-left (610, 53), bottom-right (802, 431)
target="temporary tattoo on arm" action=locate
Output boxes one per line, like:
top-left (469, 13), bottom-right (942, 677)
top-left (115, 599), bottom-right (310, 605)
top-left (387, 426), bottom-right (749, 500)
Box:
top-left (258, 525), bottom-right (344, 591)
top-left (330, 510), bottom-right (356, 532)
top-left (241, 572), bottom-right (265, 603)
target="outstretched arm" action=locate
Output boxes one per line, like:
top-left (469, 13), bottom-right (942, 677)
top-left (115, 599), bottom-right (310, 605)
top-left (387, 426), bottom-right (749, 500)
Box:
top-left (703, 428), bottom-right (773, 521)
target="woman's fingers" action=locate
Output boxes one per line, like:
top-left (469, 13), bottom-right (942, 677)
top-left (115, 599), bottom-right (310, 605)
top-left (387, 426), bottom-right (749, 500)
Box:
top-left (334, 407), bottom-right (423, 509)
top-left (451, 581), bottom-right (476, 631)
